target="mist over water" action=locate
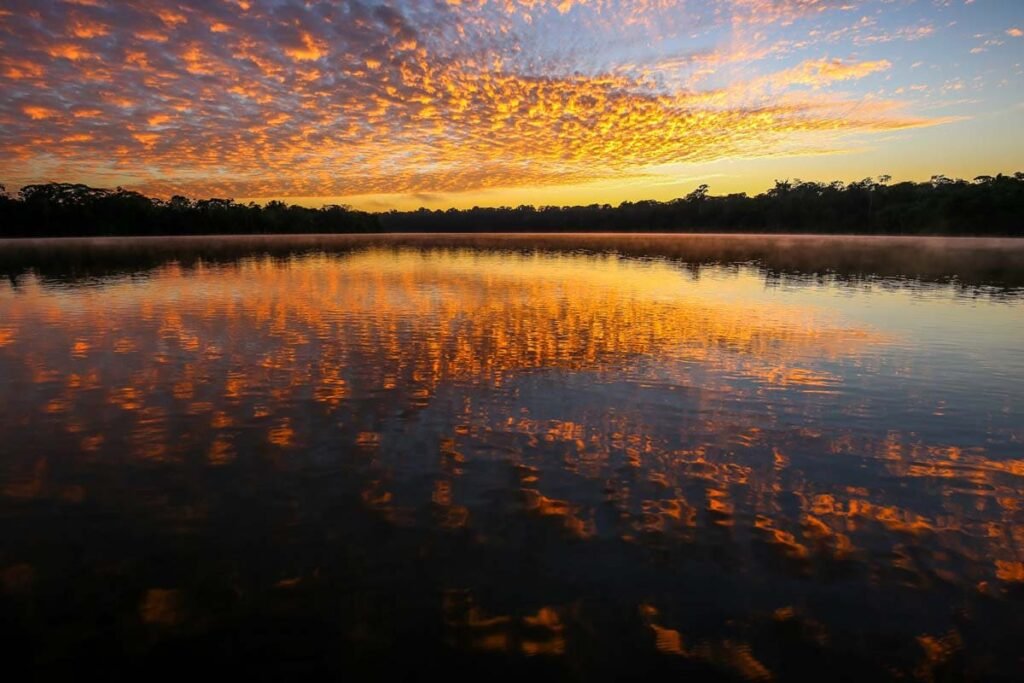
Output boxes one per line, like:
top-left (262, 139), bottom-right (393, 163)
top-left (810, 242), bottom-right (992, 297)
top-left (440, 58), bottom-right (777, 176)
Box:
top-left (1, 235), bottom-right (1022, 679)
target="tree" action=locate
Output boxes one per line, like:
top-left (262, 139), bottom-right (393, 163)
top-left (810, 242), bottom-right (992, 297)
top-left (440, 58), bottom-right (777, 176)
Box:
top-left (686, 184), bottom-right (710, 202)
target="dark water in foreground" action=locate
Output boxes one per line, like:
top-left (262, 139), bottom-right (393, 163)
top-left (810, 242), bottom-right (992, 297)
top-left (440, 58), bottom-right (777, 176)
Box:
top-left (1, 234), bottom-right (1022, 680)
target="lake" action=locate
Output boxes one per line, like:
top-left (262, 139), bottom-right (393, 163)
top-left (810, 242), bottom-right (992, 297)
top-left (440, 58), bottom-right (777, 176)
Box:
top-left (1, 234), bottom-right (1022, 679)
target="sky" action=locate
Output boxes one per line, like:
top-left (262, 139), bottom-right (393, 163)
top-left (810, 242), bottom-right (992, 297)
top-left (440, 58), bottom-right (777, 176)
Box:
top-left (0, 0), bottom-right (1022, 210)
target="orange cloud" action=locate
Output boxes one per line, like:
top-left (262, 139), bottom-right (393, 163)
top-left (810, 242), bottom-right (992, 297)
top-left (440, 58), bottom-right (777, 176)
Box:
top-left (46, 43), bottom-right (98, 61)
top-left (23, 105), bottom-right (58, 120)
top-left (284, 32), bottom-right (327, 62)
top-left (70, 18), bottom-right (110, 38)
top-left (766, 58), bottom-right (892, 89)
top-left (0, 0), bottom-right (966, 201)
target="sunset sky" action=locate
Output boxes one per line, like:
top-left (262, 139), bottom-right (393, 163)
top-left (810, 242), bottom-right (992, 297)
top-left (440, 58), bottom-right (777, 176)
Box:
top-left (1, 0), bottom-right (1022, 210)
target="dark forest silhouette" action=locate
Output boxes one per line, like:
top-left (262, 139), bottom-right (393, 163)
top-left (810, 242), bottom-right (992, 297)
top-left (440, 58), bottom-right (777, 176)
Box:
top-left (0, 183), bottom-right (379, 237)
top-left (1, 173), bottom-right (1022, 237)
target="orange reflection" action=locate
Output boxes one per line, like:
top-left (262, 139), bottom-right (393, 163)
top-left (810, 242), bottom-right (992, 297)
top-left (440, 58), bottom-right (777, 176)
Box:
top-left (640, 604), bottom-right (773, 680)
top-left (443, 590), bottom-right (566, 657)
top-left (0, 245), bottom-right (1021, 601)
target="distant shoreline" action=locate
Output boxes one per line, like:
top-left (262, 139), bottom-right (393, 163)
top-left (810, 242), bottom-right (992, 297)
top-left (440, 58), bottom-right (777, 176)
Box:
top-left (2, 175), bottom-right (1023, 238)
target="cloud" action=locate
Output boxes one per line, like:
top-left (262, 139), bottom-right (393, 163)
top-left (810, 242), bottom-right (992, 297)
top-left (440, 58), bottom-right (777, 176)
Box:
top-left (0, 0), bottom-right (949, 199)
top-left (764, 58), bottom-right (892, 89)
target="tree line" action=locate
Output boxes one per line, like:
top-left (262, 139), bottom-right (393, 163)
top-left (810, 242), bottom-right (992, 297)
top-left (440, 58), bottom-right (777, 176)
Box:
top-left (0, 183), bottom-right (380, 237)
top-left (1, 173), bottom-right (1022, 237)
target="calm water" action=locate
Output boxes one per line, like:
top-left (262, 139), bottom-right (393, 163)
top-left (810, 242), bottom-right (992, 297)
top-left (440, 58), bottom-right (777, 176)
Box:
top-left (1, 235), bottom-right (1023, 680)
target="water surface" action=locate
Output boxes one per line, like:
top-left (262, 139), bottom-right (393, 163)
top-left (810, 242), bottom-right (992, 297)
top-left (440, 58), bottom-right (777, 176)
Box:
top-left (1, 234), bottom-right (1022, 679)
